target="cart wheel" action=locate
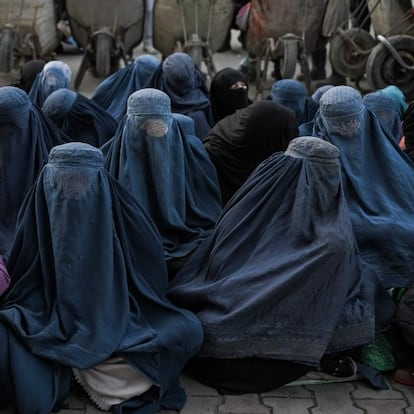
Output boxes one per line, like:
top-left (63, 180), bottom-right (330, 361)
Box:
top-left (329, 28), bottom-right (375, 79)
top-left (366, 35), bottom-right (414, 100)
top-left (95, 31), bottom-right (113, 78)
top-left (280, 39), bottom-right (298, 79)
top-left (0, 26), bottom-right (15, 73)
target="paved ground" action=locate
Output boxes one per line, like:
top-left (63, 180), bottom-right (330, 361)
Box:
top-left (1, 372), bottom-right (414, 413)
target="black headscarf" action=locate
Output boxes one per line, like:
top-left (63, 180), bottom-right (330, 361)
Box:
top-left (18, 59), bottom-right (46, 93)
top-left (203, 100), bottom-right (299, 204)
top-left (209, 67), bottom-right (250, 123)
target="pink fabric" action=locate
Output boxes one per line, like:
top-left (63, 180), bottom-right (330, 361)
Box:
top-left (0, 255), bottom-right (10, 295)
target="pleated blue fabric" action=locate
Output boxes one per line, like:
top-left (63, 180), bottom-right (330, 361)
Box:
top-left (28, 60), bottom-right (72, 107)
top-left (168, 137), bottom-right (389, 366)
top-left (92, 54), bottom-right (161, 122)
top-left (104, 88), bottom-right (222, 266)
top-left (145, 52), bottom-right (214, 139)
top-left (42, 88), bottom-right (117, 147)
top-left (0, 142), bottom-right (203, 414)
top-left (0, 86), bottom-right (67, 261)
top-left (313, 86), bottom-right (414, 288)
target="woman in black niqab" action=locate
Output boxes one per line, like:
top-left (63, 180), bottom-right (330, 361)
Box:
top-left (203, 100), bottom-right (299, 204)
top-left (209, 67), bottom-right (250, 124)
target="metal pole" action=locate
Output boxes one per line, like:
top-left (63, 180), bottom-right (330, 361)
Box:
top-left (178, 0), bottom-right (188, 44)
top-left (194, 0), bottom-right (199, 36)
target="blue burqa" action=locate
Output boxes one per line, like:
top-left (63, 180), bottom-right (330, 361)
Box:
top-left (299, 85), bottom-right (334, 136)
top-left (92, 54), bottom-right (161, 122)
top-left (0, 142), bottom-right (203, 414)
top-left (313, 86), bottom-right (414, 288)
top-left (271, 79), bottom-right (310, 124)
top-left (145, 52), bottom-right (214, 139)
top-left (103, 88), bottom-right (222, 266)
top-left (168, 137), bottom-right (386, 366)
top-left (0, 86), bottom-right (67, 261)
top-left (42, 88), bottom-right (117, 147)
top-left (172, 112), bottom-right (196, 136)
top-left (363, 91), bottom-right (402, 144)
top-left (28, 60), bottom-right (72, 108)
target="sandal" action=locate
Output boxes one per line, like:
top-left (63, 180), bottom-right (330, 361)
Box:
top-left (319, 356), bottom-right (358, 378)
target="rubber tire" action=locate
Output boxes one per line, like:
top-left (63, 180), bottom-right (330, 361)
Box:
top-left (329, 28), bottom-right (376, 79)
top-left (0, 29), bottom-right (14, 73)
top-left (366, 35), bottom-right (414, 101)
top-left (280, 40), bottom-right (298, 79)
top-left (95, 32), bottom-right (112, 78)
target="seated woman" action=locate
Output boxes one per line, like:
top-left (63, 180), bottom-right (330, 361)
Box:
top-left (363, 91), bottom-right (403, 145)
top-left (103, 88), bottom-right (223, 279)
top-left (209, 67), bottom-right (251, 124)
top-left (0, 142), bottom-right (203, 414)
top-left (379, 85), bottom-right (408, 119)
top-left (42, 88), bottom-right (117, 147)
top-left (203, 100), bottom-right (299, 204)
top-left (145, 52), bottom-right (214, 139)
top-left (312, 85), bottom-right (414, 290)
top-left (271, 79), bottom-right (311, 124)
top-left (91, 54), bottom-right (160, 122)
top-left (28, 60), bottom-right (72, 107)
top-left (168, 136), bottom-right (393, 394)
top-left (0, 86), bottom-right (68, 261)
